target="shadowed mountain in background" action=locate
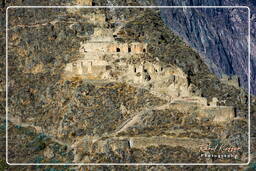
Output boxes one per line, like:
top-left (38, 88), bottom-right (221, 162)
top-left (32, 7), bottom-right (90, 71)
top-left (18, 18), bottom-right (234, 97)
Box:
top-left (156, 0), bottom-right (256, 94)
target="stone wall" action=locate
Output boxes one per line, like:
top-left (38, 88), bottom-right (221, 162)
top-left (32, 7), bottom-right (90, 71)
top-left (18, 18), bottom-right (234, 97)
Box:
top-left (92, 13), bottom-right (106, 24)
top-left (172, 96), bottom-right (208, 106)
top-left (125, 62), bottom-right (190, 98)
top-left (198, 106), bottom-right (235, 123)
top-left (75, 0), bottom-right (93, 6)
top-left (129, 137), bottom-right (209, 151)
top-left (220, 74), bottom-right (240, 88)
top-left (80, 42), bottom-right (147, 54)
top-left (91, 137), bottom-right (210, 153)
top-left (64, 59), bottom-right (109, 77)
top-left (91, 28), bottom-right (114, 41)
top-left (80, 42), bottom-right (110, 54)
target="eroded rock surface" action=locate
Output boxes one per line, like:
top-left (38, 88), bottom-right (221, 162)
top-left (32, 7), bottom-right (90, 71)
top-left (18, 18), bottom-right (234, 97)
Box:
top-left (0, 0), bottom-right (252, 169)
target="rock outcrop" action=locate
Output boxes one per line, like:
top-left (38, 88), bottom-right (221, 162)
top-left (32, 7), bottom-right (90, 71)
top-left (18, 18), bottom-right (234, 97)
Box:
top-left (157, 0), bottom-right (256, 94)
top-left (0, 0), bottom-right (251, 168)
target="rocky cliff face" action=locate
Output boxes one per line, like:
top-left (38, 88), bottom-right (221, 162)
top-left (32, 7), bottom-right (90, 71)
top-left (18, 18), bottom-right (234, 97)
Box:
top-left (0, 0), bottom-right (254, 170)
top-left (157, 0), bottom-right (256, 94)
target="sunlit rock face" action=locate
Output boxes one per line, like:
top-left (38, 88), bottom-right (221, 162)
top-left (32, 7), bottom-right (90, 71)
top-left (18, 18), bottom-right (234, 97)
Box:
top-left (157, 0), bottom-right (256, 94)
top-left (1, 0), bottom-right (251, 166)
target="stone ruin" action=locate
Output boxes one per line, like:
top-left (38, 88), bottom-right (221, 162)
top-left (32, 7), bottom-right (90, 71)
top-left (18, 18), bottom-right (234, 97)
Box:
top-left (123, 61), bottom-right (191, 98)
top-left (80, 42), bottom-right (147, 54)
top-left (64, 58), bottom-right (109, 79)
top-left (64, 40), bottom-right (147, 79)
top-left (220, 74), bottom-right (240, 88)
top-left (171, 96), bottom-right (235, 124)
top-left (64, 16), bottom-right (147, 79)
top-left (75, 0), bottom-right (93, 6)
top-left (63, 12), bottom-right (235, 124)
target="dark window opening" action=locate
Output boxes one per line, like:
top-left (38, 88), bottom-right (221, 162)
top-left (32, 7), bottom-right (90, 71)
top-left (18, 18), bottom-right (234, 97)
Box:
top-left (92, 2), bottom-right (96, 6)
top-left (188, 70), bottom-right (193, 76)
top-left (52, 34), bottom-right (57, 39)
top-left (155, 69), bottom-right (158, 72)
top-left (128, 47), bottom-right (131, 53)
top-left (106, 65), bottom-right (112, 70)
top-left (113, 35), bottom-right (117, 38)
top-left (144, 69), bottom-right (147, 72)
top-left (116, 48), bottom-right (120, 52)
top-left (160, 67), bottom-right (163, 71)
top-left (134, 68), bottom-right (136, 73)
top-left (160, 35), bottom-right (165, 40)
top-left (143, 48), bottom-right (146, 52)
top-left (145, 75), bottom-right (151, 81)
top-left (206, 99), bottom-right (210, 106)
top-left (188, 77), bottom-right (192, 85)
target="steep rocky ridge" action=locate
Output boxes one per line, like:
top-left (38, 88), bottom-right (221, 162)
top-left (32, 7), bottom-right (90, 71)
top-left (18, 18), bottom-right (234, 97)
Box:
top-left (157, 0), bottom-right (256, 95)
top-left (0, 0), bottom-right (255, 170)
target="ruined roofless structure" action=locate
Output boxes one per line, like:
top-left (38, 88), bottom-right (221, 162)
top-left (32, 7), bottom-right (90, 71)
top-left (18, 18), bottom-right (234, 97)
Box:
top-left (64, 14), bottom-right (148, 77)
top-left (63, 12), bottom-right (236, 124)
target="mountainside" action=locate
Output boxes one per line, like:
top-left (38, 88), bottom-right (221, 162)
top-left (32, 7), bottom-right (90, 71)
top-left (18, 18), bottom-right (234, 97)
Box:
top-left (0, 0), bottom-right (255, 170)
top-left (157, 0), bottom-right (256, 95)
